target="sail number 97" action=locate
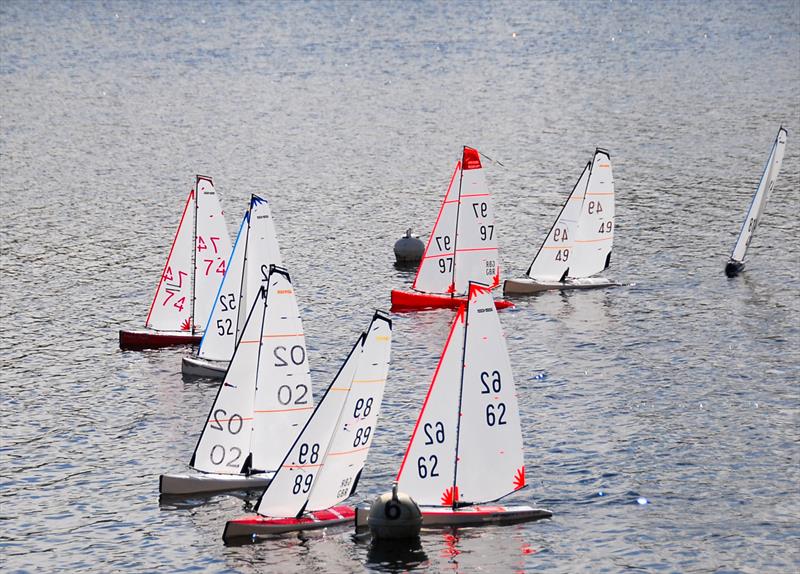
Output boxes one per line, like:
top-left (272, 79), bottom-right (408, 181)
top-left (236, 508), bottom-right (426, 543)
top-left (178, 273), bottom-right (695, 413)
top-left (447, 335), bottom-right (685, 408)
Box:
top-left (435, 236), bottom-right (451, 251)
top-left (438, 257), bottom-right (453, 274)
top-left (472, 202), bottom-right (488, 218)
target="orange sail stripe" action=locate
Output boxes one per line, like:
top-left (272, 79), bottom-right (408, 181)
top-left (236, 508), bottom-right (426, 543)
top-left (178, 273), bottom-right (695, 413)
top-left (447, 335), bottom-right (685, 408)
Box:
top-left (255, 406), bottom-right (315, 414)
top-left (327, 445), bottom-right (370, 457)
top-left (574, 237), bottom-right (612, 243)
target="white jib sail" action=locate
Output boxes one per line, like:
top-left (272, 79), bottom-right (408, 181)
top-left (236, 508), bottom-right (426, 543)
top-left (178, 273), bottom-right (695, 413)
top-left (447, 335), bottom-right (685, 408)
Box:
top-left (569, 150), bottom-right (614, 278)
top-left (527, 162), bottom-right (590, 281)
top-left (412, 161), bottom-right (462, 295)
top-left (254, 329), bottom-right (367, 517)
top-left (197, 210), bottom-right (248, 362)
top-left (193, 176), bottom-right (232, 332)
top-left (190, 287), bottom-right (267, 475)
top-left (238, 195), bottom-right (283, 330)
top-left (730, 127), bottom-right (788, 263)
top-left (453, 147), bottom-right (500, 295)
top-left (249, 268), bottom-right (313, 473)
top-left (396, 305), bottom-right (466, 506)
top-left (145, 188), bottom-right (196, 332)
top-left (307, 312), bottom-right (392, 512)
top-left (455, 282), bottom-right (525, 504)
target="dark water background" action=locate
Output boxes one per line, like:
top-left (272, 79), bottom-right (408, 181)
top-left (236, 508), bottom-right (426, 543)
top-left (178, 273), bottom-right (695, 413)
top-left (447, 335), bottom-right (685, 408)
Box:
top-left (2, 1), bottom-right (799, 572)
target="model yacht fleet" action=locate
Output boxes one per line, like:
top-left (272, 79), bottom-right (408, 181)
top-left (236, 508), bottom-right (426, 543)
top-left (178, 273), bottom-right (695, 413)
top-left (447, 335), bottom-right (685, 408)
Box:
top-left (119, 127), bottom-right (787, 541)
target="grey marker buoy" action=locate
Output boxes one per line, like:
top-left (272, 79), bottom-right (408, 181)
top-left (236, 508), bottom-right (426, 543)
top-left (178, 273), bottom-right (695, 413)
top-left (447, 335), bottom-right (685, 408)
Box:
top-left (366, 483), bottom-right (422, 540)
top-left (394, 229), bottom-right (425, 264)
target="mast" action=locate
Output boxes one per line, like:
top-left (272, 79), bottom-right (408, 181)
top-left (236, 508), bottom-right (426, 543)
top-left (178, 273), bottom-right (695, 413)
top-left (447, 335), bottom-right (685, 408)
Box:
top-left (450, 291), bottom-right (471, 509)
top-left (190, 175), bottom-right (200, 334)
top-left (236, 200), bottom-right (254, 341)
top-left (448, 147), bottom-right (466, 298)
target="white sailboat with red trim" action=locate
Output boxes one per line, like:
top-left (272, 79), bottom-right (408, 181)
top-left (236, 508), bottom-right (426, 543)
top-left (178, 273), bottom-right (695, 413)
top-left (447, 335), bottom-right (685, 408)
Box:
top-left (394, 281), bottom-right (551, 526)
top-left (120, 175), bottom-right (232, 349)
top-left (391, 146), bottom-right (513, 311)
top-left (504, 149), bottom-right (618, 294)
top-left (223, 311), bottom-right (392, 540)
top-left (725, 127), bottom-right (788, 277)
top-left (182, 195), bottom-right (283, 378)
top-left (160, 266), bottom-right (314, 495)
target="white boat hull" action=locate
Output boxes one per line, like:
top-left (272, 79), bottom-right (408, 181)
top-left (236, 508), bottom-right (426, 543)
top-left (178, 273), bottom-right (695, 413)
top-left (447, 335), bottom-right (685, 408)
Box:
top-left (420, 504), bottom-right (552, 526)
top-left (503, 276), bottom-right (619, 294)
top-left (181, 356), bottom-right (229, 378)
top-left (159, 471), bottom-right (274, 495)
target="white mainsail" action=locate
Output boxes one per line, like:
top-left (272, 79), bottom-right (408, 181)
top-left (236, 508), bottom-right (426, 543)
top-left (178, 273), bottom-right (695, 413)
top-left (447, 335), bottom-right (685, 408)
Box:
top-left (412, 147), bottom-right (500, 297)
top-left (453, 149), bottom-right (501, 293)
top-left (526, 163), bottom-right (589, 281)
top-left (730, 127), bottom-right (788, 264)
top-left (254, 313), bottom-right (392, 518)
top-left (569, 150), bottom-right (614, 278)
top-left (250, 269), bottom-right (313, 473)
top-left (193, 176), bottom-right (232, 330)
top-left (397, 282), bottom-right (525, 507)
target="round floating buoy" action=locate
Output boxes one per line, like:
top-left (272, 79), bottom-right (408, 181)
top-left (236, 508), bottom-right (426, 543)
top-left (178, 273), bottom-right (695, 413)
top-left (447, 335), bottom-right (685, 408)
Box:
top-left (368, 483), bottom-right (422, 540)
top-left (394, 229), bottom-right (425, 264)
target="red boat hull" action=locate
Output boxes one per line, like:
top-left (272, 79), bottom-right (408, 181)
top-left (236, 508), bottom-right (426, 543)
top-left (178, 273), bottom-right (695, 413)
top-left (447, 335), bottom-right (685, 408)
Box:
top-left (223, 505), bottom-right (356, 541)
top-left (390, 289), bottom-right (514, 312)
top-left (119, 329), bottom-right (202, 350)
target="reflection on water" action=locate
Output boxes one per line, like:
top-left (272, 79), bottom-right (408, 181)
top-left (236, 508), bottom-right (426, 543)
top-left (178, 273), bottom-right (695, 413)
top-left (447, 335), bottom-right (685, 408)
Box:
top-left (2, 0), bottom-right (799, 572)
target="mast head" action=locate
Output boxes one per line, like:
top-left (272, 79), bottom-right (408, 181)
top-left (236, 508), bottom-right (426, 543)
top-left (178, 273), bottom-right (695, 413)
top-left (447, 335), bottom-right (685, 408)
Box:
top-left (250, 194), bottom-right (268, 208)
top-left (462, 147), bottom-right (482, 170)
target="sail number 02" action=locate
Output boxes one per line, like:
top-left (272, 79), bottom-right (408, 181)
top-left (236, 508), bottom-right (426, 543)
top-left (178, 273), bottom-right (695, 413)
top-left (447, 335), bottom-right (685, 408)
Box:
top-left (209, 408), bottom-right (244, 468)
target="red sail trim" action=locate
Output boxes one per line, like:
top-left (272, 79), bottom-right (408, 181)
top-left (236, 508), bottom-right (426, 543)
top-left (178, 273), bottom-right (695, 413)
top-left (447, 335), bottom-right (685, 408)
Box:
top-left (513, 466), bottom-right (526, 490)
top-left (411, 161), bottom-right (461, 290)
top-left (441, 485), bottom-right (459, 506)
top-left (145, 190), bottom-right (195, 327)
top-left (468, 282), bottom-right (493, 299)
top-left (462, 147), bottom-right (482, 170)
top-left (396, 304), bottom-right (466, 481)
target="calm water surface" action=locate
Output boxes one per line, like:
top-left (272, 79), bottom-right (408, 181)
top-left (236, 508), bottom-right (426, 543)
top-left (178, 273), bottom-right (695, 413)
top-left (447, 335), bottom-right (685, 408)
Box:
top-left (1, 1), bottom-right (799, 572)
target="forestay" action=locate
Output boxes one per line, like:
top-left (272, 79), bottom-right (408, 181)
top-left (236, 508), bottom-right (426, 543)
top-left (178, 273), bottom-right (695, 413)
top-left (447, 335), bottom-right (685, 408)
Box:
top-left (193, 176), bottom-right (232, 330)
top-left (145, 190), bottom-right (196, 332)
top-left (730, 127), bottom-right (788, 263)
top-left (569, 150), bottom-right (614, 278)
top-left (526, 163), bottom-right (590, 281)
top-left (250, 269), bottom-right (313, 473)
top-left (190, 286), bottom-right (267, 475)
